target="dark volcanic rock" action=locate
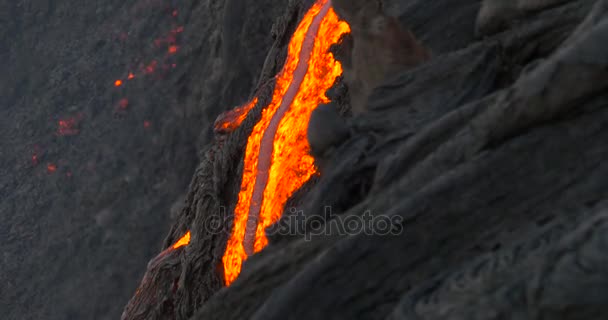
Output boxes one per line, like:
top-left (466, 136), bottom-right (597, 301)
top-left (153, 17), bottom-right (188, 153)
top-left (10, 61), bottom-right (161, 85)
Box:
top-left (2, 0), bottom-right (281, 319)
top-left (168, 0), bottom-right (608, 319)
top-left (6, 0), bottom-right (607, 319)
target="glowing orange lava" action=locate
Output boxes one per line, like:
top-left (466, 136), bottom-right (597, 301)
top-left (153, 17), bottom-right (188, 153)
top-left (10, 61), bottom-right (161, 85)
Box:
top-left (214, 98), bottom-right (259, 133)
top-left (172, 231), bottom-right (191, 249)
top-left (221, 0), bottom-right (350, 285)
top-left (168, 45), bottom-right (179, 54)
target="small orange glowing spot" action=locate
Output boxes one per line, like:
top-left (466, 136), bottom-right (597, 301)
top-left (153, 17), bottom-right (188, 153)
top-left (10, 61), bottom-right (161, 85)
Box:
top-left (128, 73), bottom-right (135, 80)
top-left (168, 45), bottom-right (179, 54)
top-left (119, 98), bottom-right (129, 109)
top-left (47, 163), bottom-right (57, 173)
top-left (114, 80), bottom-right (123, 87)
top-left (172, 231), bottom-right (191, 249)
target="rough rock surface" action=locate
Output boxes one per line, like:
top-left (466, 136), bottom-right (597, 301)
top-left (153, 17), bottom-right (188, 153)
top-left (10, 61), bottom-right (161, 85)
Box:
top-left (120, 0), bottom-right (608, 319)
top-left (5, 0), bottom-right (608, 319)
top-left (2, 0), bottom-right (281, 319)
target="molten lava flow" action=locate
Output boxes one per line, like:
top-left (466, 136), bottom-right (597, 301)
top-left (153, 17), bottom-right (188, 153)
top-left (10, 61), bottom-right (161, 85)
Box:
top-left (172, 231), bottom-right (191, 249)
top-left (214, 98), bottom-right (259, 133)
top-left (222, 0), bottom-right (350, 285)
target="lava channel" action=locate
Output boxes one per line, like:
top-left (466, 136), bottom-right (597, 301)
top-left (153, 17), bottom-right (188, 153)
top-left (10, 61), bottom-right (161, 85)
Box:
top-left (221, 0), bottom-right (350, 285)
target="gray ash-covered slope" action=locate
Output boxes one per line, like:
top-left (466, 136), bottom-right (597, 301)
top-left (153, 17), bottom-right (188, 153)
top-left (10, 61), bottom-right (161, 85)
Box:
top-left (1, 0), bottom-right (281, 319)
top-left (136, 0), bottom-right (608, 319)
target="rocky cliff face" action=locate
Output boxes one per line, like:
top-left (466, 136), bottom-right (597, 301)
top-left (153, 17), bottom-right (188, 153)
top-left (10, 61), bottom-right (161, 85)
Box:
top-left (123, 0), bottom-right (608, 319)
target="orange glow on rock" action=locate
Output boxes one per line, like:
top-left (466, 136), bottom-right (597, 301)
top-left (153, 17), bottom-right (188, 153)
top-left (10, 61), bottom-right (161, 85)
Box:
top-left (128, 73), bottom-right (135, 80)
top-left (221, 0), bottom-right (350, 285)
top-left (47, 163), bottom-right (57, 173)
top-left (172, 231), bottom-right (191, 249)
top-left (168, 45), bottom-right (179, 54)
top-left (115, 79), bottom-right (123, 87)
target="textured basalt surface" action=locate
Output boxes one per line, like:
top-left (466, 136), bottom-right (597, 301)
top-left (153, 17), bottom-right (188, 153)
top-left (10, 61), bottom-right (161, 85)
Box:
top-left (126, 0), bottom-right (608, 319)
top-left (5, 0), bottom-right (608, 319)
top-left (2, 0), bottom-right (282, 319)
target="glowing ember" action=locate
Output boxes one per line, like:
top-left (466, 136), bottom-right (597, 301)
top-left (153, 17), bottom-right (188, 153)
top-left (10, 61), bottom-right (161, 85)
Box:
top-left (128, 73), bottom-right (135, 80)
top-left (168, 45), bottom-right (179, 54)
top-left (115, 79), bottom-right (123, 87)
top-left (221, 0), bottom-right (350, 285)
top-left (47, 163), bottom-right (57, 173)
top-left (172, 231), bottom-right (191, 249)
